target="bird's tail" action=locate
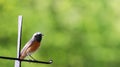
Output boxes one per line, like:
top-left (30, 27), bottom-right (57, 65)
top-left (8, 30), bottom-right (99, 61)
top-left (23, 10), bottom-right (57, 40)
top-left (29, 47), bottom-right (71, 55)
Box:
top-left (19, 53), bottom-right (26, 59)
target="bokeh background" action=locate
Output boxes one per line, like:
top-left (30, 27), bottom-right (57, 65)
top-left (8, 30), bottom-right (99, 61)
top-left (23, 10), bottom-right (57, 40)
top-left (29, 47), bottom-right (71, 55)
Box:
top-left (0, 0), bottom-right (120, 67)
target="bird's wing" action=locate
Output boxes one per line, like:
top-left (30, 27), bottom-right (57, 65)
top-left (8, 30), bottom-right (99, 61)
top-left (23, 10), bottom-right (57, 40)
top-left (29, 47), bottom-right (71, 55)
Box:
top-left (20, 38), bottom-right (34, 54)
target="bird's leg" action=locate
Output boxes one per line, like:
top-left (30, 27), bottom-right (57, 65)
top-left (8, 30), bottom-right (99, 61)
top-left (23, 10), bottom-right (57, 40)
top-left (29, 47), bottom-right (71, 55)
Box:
top-left (29, 55), bottom-right (36, 61)
top-left (27, 53), bottom-right (36, 61)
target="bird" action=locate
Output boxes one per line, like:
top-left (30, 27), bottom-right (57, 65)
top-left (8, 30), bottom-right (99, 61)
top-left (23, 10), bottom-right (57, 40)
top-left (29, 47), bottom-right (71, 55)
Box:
top-left (20, 32), bottom-right (43, 60)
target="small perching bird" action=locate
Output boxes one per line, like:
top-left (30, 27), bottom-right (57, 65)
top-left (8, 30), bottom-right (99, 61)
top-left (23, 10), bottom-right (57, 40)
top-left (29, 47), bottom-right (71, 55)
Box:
top-left (20, 32), bottom-right (43, 60)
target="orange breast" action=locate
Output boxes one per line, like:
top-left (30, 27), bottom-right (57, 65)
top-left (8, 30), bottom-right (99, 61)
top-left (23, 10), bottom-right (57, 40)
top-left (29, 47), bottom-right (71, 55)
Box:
top-left (27, 41), bottom-right (40, 53)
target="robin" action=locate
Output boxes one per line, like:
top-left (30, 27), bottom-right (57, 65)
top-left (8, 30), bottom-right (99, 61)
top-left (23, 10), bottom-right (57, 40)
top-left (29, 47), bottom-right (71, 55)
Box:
top-left (20, 32), bottom-right (43, 60)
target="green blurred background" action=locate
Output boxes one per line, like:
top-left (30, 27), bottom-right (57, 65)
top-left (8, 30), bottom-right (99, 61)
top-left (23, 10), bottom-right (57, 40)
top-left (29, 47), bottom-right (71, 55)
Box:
top-left (0, 0), bottom-right (120, 67)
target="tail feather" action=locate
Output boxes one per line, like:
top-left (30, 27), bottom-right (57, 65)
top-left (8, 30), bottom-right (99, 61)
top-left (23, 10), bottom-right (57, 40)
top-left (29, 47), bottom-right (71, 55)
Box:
top-left (20, 53), bottom-right (27, 59)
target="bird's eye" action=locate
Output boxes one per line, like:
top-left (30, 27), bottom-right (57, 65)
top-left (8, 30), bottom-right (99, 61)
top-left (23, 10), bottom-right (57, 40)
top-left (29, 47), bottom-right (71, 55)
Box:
top-left (35, 35), bottom-right (37, 37)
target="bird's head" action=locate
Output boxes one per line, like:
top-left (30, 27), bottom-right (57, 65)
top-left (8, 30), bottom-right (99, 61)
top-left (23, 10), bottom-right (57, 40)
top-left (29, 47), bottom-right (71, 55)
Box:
top-left (33, 32), bottom-right (43, 42)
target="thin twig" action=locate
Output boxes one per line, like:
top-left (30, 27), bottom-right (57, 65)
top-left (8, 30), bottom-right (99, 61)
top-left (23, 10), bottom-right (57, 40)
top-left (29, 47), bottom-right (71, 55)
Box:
top-left (0, 56), bottom-right (53, 64)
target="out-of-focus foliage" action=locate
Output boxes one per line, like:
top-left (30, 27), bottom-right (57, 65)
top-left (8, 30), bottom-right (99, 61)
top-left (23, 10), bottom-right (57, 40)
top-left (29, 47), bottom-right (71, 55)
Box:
top-left (0, 0), bottom-right (120, 67)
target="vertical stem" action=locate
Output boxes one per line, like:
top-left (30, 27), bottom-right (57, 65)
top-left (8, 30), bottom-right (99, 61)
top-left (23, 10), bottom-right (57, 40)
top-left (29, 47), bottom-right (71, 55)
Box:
top-left (14, 15), bottom-right (23, 67)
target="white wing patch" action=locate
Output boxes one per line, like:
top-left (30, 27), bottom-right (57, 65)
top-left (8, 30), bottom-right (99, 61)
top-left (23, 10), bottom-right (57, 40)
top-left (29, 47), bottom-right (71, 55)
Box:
top-left (20, 38), bottom-right (34, 55)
